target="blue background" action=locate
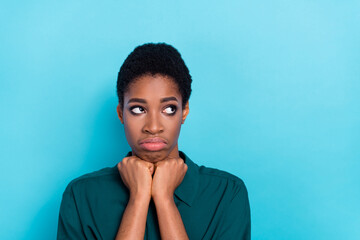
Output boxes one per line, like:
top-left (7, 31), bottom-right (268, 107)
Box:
top-left (1, 0), bottom-right (359, 239)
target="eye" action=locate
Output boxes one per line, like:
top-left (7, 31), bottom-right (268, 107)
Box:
top-left (163, 105), bottom-right (177, 115)
top-left (130, 106), bottom-right (145, 114)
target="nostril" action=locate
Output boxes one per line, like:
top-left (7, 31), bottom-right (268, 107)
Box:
top-left (143, 119), bottom-right (164, 134)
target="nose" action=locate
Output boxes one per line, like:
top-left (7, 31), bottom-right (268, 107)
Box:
top-left (143, 111), bottom-right (164, 134)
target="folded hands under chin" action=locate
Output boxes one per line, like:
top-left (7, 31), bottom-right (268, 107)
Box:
top-left (117, 156), bottom-right (188, 204)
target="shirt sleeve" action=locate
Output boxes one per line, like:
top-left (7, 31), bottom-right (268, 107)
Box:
top-left (218, 181), bottom-right (251, 240)
top-left (57, 185), bottom-right (86, 240)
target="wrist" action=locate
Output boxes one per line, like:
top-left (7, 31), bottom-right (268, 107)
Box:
top-left (129, 191), bottom-right (151, 205)
top-left (152, 193), bottom-right (174, 206)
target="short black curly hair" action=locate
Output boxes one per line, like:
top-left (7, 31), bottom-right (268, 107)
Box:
top-left (117, 43), bottom-right (192, 109)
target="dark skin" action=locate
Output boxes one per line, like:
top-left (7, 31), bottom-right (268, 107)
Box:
top-left (115, 74), bottom-right (190, 240)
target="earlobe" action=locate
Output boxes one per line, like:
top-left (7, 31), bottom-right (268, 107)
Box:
top-left (181, 101), bottom-right (189, 124)
top-left (116, 104), bottom-right (124, 124)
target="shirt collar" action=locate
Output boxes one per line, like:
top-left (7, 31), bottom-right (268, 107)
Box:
top-left (124, 151), bottom-right (199, 207)
top-left (175, 151), bottom-right (199, 207)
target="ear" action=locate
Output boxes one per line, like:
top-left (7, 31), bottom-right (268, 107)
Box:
top-left (181, 101), bottom-right (189, 124)
top-left (116, 104), bottom-right (124, 124)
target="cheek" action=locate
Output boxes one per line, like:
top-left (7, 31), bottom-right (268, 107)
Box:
top-left (167, 117), bottom-right (182, 137)
top-left (123, 118), bottom-right (140, 143)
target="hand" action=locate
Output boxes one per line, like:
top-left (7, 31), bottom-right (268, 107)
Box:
top-left (151, 157), bottom-right (188, 201)
top-left (117, 156), bottom-right (154, 202)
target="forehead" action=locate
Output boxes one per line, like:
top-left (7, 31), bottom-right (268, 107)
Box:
top-left (124, 74), bottom-right (182, 101)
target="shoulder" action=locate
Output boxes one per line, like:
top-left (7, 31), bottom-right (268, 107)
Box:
top-left (196, 168), bottom-right (251, 238)
top-left (181, 151), bottom-right (248, 197)
top-left (199, 166), bottom-right (244, 183)
top-left (63, 165), bottom-right (121, 195)
top-left (188, 161), bottom-right (250, 225)
top-left (198, 165), bottom-right (247, 191)
top-left (196, 165), bottom-right (250, 217)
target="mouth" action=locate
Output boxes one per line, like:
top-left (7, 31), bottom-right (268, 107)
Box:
top-left (139, 137), bottom-right (167, 152)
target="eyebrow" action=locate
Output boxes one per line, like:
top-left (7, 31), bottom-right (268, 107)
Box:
top-left (127, 96), bottom-right (178, 104)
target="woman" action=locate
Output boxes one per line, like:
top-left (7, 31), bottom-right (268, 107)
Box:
top-left (57, 43), bottom-right (251, 239)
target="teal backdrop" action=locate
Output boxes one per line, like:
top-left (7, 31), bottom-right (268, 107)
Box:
top-left (1, 0), bottom-right (359, 239)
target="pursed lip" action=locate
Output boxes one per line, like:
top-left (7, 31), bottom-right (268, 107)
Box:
top-left (139, 137), bottom-right (168, 151)
top-left (139, 137), bottom-right (167, 144)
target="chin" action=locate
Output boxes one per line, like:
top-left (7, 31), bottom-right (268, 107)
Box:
top-left (135, 150), bottom-right (168, 163)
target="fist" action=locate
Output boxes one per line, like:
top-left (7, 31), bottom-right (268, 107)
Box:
top-left (151, 157), bottom-right (188, 201)
top-left (117, 156), bottom-right (154, 200)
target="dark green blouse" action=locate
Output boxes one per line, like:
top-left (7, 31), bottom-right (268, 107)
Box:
top-left (57, 151), bottom-right (251, 239)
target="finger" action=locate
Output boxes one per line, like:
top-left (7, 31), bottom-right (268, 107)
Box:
top-left (148, 164), bottom-right (154, 174)
top-left (117, 161), bottom-right (124, 171)
top-left (122, 156), bottom-right (133, 162)
top-left (154, 160), bottom-right (166, 167)
top-left (137, 159), bottom-right (154, 168)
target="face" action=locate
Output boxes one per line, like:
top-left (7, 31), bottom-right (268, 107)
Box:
top-left (117, 74), bottom-right (189, 163)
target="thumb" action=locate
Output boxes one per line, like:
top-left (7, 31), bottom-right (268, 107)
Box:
top-left (147, 163), bottom-right (155, 175)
